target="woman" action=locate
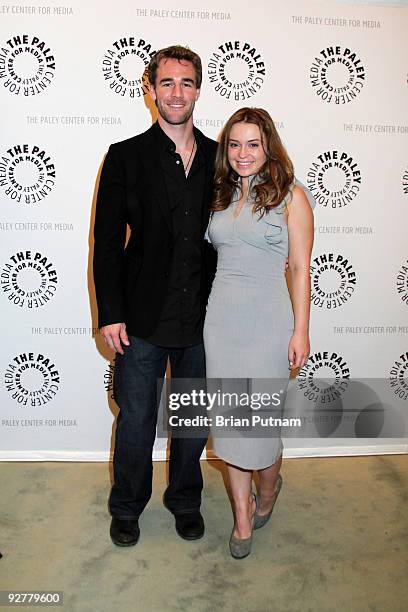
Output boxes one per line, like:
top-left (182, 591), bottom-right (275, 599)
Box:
top-left (203, 108), bottom-right (314, 558)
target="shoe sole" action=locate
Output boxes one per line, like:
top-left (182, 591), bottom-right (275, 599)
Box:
top-left (110, 534), bottom-right (140, 547)
top-left (230, 551), bottom-right (251, 559)
top-left (175, 527), bottom-right (204, 541)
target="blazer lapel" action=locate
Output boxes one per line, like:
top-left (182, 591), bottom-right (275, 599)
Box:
top-left (138, 127), bottom-right (172, 234)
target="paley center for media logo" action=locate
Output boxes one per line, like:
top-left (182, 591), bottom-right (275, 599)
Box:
top-left (390, 352), bottom-right (408, 400)
top-left (0, 34), bottom-right (56, 96)
top-left (310, 45), bottom-right (365, 104)
top-left (1, 250), bottom-right (58, 309)
top-left (396, 258), bottom-right (408, 306)
top-left (104, 358), bottom-right (116, 400)
top-left (310, 253), bottom-right (357, 309)
top-left (4, 351), bottom-right (60, 406)
top-left (298, 350), bottom-right (350, 401)
top-left (307, 149), bottom-right (361, 208)
top-left (0, 143), bottom-right (56, 204)
top-left (102, 36), bottom-right (156, 99)
top-left (403, 166), bottom-right (408, 196)
top-left (207, 40), bottom-right (265, 100)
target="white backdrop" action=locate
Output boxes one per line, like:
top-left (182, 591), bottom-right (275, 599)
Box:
top-left (1, 0), bottom-right (407, 460)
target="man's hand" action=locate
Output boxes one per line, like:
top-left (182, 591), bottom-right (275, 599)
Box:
top-left (101, 322), bottom-right (130, 354)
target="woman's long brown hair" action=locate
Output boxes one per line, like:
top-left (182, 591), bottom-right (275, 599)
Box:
top-left (212, 108), bottom-right (294, 216)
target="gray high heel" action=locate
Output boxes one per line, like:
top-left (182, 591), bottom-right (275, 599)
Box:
top-left (229, 493), bottom-right (256, 559)
top-left (253, 474), bottom-right (283, 530)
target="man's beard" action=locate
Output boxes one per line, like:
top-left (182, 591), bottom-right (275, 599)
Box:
top-left (156, 100), bottom-right (195, 125)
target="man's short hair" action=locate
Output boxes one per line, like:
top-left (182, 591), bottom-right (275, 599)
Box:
top-left (148, 45), bottom-right (202, 89)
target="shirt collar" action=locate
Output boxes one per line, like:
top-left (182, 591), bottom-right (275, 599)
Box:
top-left (153, 121), bottom-right (176, 153)
top-left (153, 120), bottom-right (204, 155)
top-left (232, 172), bottom-right (264, 203)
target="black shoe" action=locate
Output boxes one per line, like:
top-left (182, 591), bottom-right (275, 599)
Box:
top-left (110, 517), bottom-right (140, 547)
top-left (174, 511), bottom-right (205, 540)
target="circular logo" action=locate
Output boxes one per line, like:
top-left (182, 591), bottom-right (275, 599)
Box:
top-left (104, 359), bottom-right (116, 400)
top-left (4, 352), bottom-right (60, 406)
top-left (307, 150), bottom-right (361, 208)
top-left (0, 143), bottom-right (56, 204)
top-left (396, 259), bottom-right (408, 306)
top-left (298, 351), bottom-right (350, 402)
top-left (0, 34), bottom-right (56, 96)
top-left (403, 166), bottom-right (408, 196)
top-left (1, 250), bottom-right (58, 309)
top-left (207, 41), bottom-right (265, 100)
top-left (309, 45), bottom-right (365, 104)
top-left (310, 253), bottom-right (357, 309)
top-left (102, 37), bottom-right (156, 99)
top-left (390, 352), bottom-right (408, 399)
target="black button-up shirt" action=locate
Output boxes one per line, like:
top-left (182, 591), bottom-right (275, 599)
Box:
top-left (146, 122), bottom-right (206, 347)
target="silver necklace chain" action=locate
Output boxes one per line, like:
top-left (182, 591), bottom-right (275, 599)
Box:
top-left (184, 138), bottom-right (196, 176)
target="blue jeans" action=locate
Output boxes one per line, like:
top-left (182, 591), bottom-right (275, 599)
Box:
top-left (109, 336), bottom-right (207, 519)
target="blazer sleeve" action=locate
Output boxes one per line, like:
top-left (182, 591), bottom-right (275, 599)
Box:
top-left (93, 144), bottom-right (128, 328)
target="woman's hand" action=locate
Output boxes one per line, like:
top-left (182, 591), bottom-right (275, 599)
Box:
top-left (288, 331), bottom-right (310, 370)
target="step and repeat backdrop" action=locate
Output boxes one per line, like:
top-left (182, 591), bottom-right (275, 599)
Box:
top-left (1, 0), bottom-right (407, 460)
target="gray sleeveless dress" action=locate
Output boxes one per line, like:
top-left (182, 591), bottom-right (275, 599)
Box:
top-left (203, 178), bottom-right (314, 469)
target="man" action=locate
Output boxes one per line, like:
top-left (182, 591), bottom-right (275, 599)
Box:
top-left (93, 45), bottom-right (217, 547)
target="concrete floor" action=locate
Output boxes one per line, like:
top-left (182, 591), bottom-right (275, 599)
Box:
top-left (0, 455), bottom-right (407, 612)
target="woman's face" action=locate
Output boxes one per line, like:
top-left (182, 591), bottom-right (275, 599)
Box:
top-left (227, 122), bottom-right (267, 179)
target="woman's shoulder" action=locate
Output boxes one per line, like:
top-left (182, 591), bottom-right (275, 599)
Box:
top-left (289, 179), bottom-right (316, 210)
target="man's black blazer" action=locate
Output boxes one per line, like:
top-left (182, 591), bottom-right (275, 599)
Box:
top-left (93, 123), bottom-right (218, 338)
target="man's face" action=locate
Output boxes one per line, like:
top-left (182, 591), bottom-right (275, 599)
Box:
top-left (149, 58), bottom-right (200, 126)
